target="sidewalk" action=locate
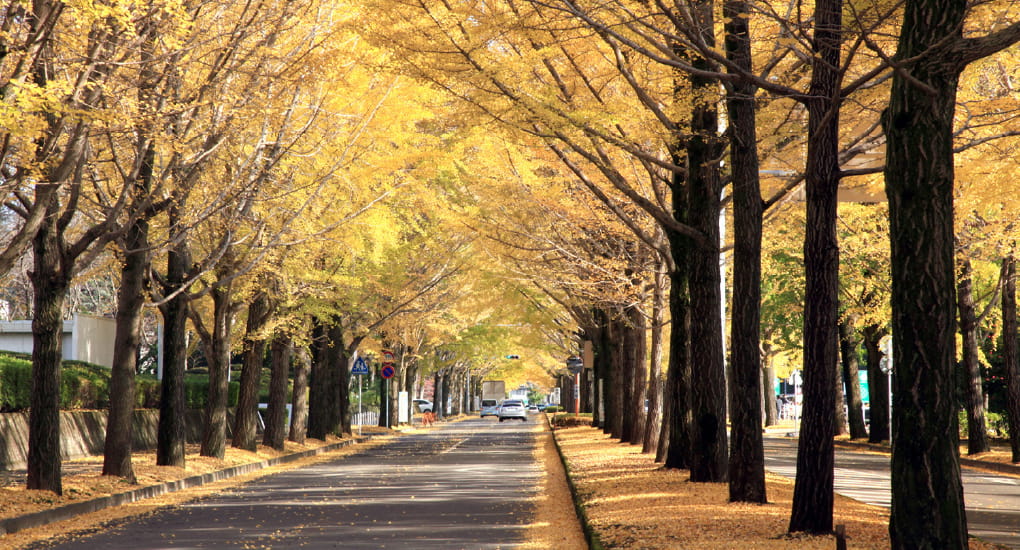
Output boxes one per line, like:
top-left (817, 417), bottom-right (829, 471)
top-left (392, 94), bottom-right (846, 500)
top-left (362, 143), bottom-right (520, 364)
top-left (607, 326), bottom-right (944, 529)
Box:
top-left (768, 422), bottom-right (1020, 478)
top-left (551, 422), bottom-right (1011, 549)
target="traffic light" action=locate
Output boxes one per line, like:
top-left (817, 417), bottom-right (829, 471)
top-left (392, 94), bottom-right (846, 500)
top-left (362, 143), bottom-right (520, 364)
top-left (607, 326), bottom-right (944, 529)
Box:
top-left (506, 354), bottom-right (520, 359)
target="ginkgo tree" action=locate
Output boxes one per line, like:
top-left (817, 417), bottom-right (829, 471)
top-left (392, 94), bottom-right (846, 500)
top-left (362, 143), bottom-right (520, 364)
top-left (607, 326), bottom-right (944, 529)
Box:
top-left (433, 121), bottom-right (661, 444)
top-left (9, 0), bottom-right (177, 495)
top-left (881, 0), bottom-right (1020, 539)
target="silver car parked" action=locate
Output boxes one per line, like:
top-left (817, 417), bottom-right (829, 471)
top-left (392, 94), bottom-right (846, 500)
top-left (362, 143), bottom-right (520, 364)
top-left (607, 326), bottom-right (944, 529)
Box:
top-left (497, 399), bottom-right (527, 422)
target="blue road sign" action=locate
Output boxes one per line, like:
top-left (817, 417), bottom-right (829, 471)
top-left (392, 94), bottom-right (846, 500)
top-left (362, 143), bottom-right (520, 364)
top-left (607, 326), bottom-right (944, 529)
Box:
top-left (352, 357), bottom-right (370, 375)
top-left (381, 364), bottom-right (395, 379)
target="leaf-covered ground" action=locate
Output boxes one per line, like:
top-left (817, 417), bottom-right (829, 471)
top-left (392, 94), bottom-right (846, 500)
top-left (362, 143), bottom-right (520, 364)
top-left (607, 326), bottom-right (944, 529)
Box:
top-left (552, 425), bottom-right (1009, 549)
top-left (1, 418), bottom-right (1012, 549)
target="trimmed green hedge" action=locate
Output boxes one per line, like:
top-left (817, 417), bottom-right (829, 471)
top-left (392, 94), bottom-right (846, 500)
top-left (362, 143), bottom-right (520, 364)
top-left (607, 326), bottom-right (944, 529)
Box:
top-left (0, 354), bottom-right (32, 412)
top-left (183, 373), bottom-right (240, 409)
top-left (0, 352), bottom-right (233, 411)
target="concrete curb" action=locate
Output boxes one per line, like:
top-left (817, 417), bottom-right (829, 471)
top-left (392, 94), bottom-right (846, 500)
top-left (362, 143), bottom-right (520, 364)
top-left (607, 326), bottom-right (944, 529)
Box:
top-left (0, 436), bottom-right (371, 536)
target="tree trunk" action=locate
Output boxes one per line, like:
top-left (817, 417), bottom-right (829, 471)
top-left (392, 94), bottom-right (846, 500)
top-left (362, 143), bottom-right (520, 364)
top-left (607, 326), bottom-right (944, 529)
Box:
top-left (584, 368), bottom-right (594, 414)
top-left (627, 305), bottom-right (647, 445)
top-left (685, 8), bottom-right (728, 481)
top-left (607, 315), bottom-right (623, 435)
top-left (233, 292), bottom-right (270, 451)
top-left (605, 316), bottom-right (622, 435)
top-left (663, 234), bottom-right (692, 470)
top-left (406, 363), bottom-right (420, 416)
top-left (838, 320), bottom-right (868, 440)
top-left (102, 211), bottom-right (149, 481)
top-left (324, 323), bottom-right (346, 435)
top-left (307, 321), bottom-right (333, 440)
top-left (323, 326), bottom-right (341, 434)
top-left (433, 370), bottom-right (444, 420)
top-left (957, 257), bottom-right (989, 454)
top-left (762, 348), bottom-right (779, 427)
top-left (862, 326), bottom-right (891, 443)
top-left (882, 0), bottom-right (969, 542)
top-left (655, 386), bottom-right (671, 463)
top-left (107, 20), bottom-right (159, 480)
top-left (1002, 254), bottom-right (1020, 462)
top-left (157, 218), bottom-right (191, 467)
top-left (834, 353), bottom-right (848, 437)
top-left (263, 334), bottom-right (291, 450)
top-left (643, 269), bottom-right (665, 454)
top-left (339, 345), bottom-right (353, 435)
top-left (762, 369), bottom-right (775, 426)
top-left (724, 0), bottom-right (765, 501)
top-left (789, 0), bottom-right (841, 530)
top-left (442, 371), bottom-right (451, 417)
top-left (592, 311), bottom-right (608, 429)
top-left (26, 192), bottom-right (67, 495)
top-left (289, 345), bottom-right (311, 444)
top-left (619, 311), bottom-right (635, 442)
top-left (200, 285), bottom-right (235, 459)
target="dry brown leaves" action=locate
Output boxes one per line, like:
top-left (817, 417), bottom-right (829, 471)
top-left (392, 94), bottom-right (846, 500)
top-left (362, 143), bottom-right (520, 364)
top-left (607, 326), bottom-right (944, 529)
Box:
top-left (522, 421), bottom-right (588, 550)
top-left (553, 426), bottom-right (1005, 550)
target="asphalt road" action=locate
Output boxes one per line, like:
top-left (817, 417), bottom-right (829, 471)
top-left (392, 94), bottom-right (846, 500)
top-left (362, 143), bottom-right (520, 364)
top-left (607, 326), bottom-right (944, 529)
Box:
top-left (31, 417), bottom-right (541, 550)
top-left (764, 435), bottom-right (1020, 548)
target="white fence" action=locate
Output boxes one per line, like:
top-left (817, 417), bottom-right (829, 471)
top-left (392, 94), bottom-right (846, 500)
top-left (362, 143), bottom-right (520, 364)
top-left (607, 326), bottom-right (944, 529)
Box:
top-left (351, 411), bottom-right (379, 426)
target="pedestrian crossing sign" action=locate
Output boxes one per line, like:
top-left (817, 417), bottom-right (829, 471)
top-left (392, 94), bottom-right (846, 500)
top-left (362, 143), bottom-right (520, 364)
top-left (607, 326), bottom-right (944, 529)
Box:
top-left (352, 357), bottom-right (370, 375)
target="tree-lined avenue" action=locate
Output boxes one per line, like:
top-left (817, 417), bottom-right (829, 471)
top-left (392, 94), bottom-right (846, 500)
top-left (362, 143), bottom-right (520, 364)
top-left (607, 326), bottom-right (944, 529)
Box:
top-left (31, 419), bottom-right (543, 549)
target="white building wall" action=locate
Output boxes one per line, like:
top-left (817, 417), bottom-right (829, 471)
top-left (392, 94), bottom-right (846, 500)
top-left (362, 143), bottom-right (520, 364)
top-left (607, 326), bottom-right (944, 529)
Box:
top-left (0, 315), bottom-right (115, 368)
top-left (70, 314), bottom-right (116, 368)
top-left (0, 320), bottom-right (36, 355)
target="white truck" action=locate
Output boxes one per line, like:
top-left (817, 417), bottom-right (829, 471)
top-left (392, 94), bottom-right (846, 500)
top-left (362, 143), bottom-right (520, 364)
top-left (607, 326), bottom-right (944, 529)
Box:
top-left (480, 380), bottom-right (506, 417)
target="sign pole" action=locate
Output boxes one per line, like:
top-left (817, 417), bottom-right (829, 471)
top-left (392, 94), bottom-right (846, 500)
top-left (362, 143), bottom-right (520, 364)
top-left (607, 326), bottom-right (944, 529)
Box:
top-left (574, 372), bottom-right (580, 418)
top-left (351, 355), bottom-right (371, 435)
top-left (379, 357), bottom-right (396, 429)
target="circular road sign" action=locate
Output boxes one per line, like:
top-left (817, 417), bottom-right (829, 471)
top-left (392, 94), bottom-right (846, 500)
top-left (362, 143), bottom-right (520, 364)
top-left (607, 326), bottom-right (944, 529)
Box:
top-left (566, 355), bottom-right (584, 374)
top-left (381, 364), bottom-right (396, 379)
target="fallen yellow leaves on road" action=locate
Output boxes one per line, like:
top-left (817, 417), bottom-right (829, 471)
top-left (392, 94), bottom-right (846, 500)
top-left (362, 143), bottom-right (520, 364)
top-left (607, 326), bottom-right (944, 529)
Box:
top-left (522, 421), bottom-right (588, 550)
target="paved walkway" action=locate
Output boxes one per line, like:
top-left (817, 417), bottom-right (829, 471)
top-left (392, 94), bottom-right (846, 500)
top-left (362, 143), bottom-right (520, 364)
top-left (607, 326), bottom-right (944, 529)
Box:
top-left (764, 434), bottom-right (1020, 548)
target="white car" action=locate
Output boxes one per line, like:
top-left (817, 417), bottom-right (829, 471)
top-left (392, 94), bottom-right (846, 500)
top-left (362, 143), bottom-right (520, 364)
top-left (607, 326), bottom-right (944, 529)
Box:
top-left (413, 399), bottom-right (433, 413)
top-left (497, 399), bottom-right (527, 422)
